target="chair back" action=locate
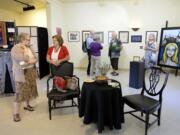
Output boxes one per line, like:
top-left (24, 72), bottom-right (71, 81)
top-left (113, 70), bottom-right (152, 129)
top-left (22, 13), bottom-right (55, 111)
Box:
top-left (142, 66), bottom-right (169, 98)
top-left (50, 62), bottom-right (73, 77)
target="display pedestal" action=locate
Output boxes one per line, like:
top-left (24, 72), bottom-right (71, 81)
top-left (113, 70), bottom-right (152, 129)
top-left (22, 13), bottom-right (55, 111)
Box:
top-left (129, 61), bottom-right (144, 89)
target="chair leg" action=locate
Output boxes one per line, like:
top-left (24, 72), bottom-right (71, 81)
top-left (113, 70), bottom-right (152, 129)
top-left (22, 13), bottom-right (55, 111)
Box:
top-left (158, 108), bottom-right (162, 126)
top-left (77, 97), bottom-right (80, 108)
top-left (53, 100), bottom-right (56, 108)
top-left (48, 99), bottom-right (52, 120)
top-left (72, 99), bottom-right (74, 106)
top-left (145, 113), bottom-right (149, 135)
top-left (141, 111), bottom-right (143, 117)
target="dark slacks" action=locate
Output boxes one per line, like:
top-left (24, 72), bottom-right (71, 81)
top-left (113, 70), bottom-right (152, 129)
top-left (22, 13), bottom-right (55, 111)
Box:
top-left (110, 58), bottom-right (119, 70)
top-left (87, 49), bottom-right (91, 75)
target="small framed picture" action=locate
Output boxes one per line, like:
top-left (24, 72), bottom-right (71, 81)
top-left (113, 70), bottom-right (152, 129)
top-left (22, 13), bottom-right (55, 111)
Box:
top-left (108, 31), bottom-right (115, 44)
top-left (119, 31), bottom-right (129, 43)
top-left (68, 31), bottom-right (80, 42)
top-left (131, 35), bottom-right (142, 43)
top-left (145, 31), bottom-right (158, 43)
top-left (95, 31), bottom-right (104, 43)
top-left (82, 30), bottom-right (90, 42)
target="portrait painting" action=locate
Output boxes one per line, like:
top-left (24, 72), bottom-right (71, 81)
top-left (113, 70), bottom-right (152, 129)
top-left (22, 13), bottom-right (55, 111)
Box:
top-left (158, 27), bottom-right (180, 69)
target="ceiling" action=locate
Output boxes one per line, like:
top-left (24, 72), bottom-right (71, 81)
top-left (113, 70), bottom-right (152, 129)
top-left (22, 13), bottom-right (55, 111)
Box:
top-left (0, 0), bottom-right (138, 13)
top-left (0, 0), bottom-right (46, 13)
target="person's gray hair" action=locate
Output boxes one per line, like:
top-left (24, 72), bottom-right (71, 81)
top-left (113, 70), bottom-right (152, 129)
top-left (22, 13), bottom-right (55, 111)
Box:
top-left (93, 35), bottom-right (100, 41)
top-left (17, 33), bottom-right (29, 43)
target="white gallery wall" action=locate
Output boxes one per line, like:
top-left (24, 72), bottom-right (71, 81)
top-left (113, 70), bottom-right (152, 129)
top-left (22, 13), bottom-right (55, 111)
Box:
top-left (48, 0), bottom-right (180, 69)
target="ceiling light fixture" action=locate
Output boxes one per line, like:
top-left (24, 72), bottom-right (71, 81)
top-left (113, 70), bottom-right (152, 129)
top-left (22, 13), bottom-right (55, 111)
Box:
top-left (131, 27), bottom-right (140, 31)
top-left (14, 0), bottom-right (35, 11)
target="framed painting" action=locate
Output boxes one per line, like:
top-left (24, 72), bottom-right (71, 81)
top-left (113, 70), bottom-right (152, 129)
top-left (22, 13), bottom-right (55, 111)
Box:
top-left (0, 22), bottom-right (7, 46)
top-left (145, 31), bottom-right (158, 43)
top-left (131, 35), bottom-right (142, 43)
top-left (157, 27), bottom-right (180, 69)
top-left (68, 31), bottom-right (80, 42)
top-left (108, 31), bottom-right (115, 44)
top-left (82, 30), bottom-right (90, 42)
top-left (95, 31), bottom-right (104, 43)
top-left (119, 31), bottom-right (129, 43)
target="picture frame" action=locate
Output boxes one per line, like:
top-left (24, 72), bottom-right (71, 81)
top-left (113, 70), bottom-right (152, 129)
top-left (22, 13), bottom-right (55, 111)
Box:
top-left (68, 31), bottom-right (80, 42)
top-left (157, 27), bottom-right (180, 69)
top-left (145, 31), bottom-right (158, 43)
top-left (82, 30), bottom-right (91, 42)
top-left (118, 31), bottom-right (129, 43)
top-left (131, 35), bottom-right (142, 43)
top-left (108, 31), bottom-right (115, 44)
top-left (0, 22), bottom-right (7, 46)
top-left (95, 31), bottom-right (104, 43)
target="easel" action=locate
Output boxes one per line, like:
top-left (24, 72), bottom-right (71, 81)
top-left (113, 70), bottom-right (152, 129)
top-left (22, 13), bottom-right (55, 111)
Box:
top-left (165, 20), bottom-right (179, 76)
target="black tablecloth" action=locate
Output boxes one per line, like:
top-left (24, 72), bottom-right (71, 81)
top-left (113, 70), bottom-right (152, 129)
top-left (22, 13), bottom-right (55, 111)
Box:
top-left (79, 81), bottom-right (124, 133)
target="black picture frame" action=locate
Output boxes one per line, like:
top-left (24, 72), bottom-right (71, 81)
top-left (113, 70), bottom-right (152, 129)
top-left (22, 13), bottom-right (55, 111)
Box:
top-left (131, 35), bottom-right (142, 43)
top-left (157, 27), bottom-right (180, 69)
top-left (82, 30), bottom-right (90, 43)
top-left (119, 31), bottom-right (129, 43)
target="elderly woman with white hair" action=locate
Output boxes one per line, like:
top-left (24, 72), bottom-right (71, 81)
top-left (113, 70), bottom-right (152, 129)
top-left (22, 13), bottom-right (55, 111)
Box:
top-left (11, 33), bottom-right (38, 122)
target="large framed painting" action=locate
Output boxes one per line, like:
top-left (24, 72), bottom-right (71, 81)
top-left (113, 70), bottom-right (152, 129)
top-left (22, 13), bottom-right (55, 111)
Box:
top-left (68, 31), bottom-right (80, 42)
top-left (0, 22), bottom-right (7, 46)
top-left (158, 27), bottom-right (180, 69)
top-left (119, 31), bottom-right (129, 43)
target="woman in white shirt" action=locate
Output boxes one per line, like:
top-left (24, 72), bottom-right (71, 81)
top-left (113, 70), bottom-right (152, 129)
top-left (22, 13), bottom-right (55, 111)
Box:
top-left (11, 33), bottom-right (38, 122)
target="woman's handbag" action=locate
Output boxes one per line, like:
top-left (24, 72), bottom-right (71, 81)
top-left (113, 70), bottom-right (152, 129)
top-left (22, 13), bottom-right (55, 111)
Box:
top-left (53, 76), bottom-right (66, 92)
top-left (64, 76), bottom-right (78, 90)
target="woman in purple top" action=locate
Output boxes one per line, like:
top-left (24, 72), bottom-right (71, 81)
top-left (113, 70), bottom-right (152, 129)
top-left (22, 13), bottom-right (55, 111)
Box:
top-left (89, 35), bottom-right (103, 77)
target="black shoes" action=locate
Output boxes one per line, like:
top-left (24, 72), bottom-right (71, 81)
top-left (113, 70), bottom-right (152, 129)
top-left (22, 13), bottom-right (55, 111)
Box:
top-left (111, 71), bottom-right (119, 76)
top-left (24, 105), bottom-right (34, 111)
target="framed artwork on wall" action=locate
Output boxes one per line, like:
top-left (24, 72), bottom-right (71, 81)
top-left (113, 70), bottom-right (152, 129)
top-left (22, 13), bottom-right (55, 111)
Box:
top-left (108, 31), bottom-right (115, 44)
top-left (68, 31), bottom-right (80, 42)
top-left (157, 27), bottom-right (180, 69)
top-left (82, 30), bottom-right (90, 42)
top-left (119, 31), bottom-right (129, 43)
top-left (131, 35), bottom-right (142, 43)
top-left (145, 31), bottom-right (158, 43)
top-left (95, 31), bottom-right (104, 43)
top-left (0, 22), bottom-right (7, 46)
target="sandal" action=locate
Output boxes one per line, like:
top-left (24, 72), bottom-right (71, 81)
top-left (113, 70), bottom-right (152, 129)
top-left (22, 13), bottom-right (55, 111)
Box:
top-left (13, 114), bottom-right (21, 122)
top-left (27, 105), bottom-right (34, 109)
top-left (24, 106), bottom-right (34, 111)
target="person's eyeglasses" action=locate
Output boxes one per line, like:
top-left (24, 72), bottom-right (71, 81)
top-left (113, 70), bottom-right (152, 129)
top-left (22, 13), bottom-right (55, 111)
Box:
top-left (26, 39), bottom-right (30, 41)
